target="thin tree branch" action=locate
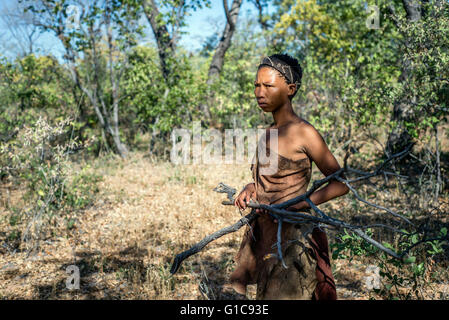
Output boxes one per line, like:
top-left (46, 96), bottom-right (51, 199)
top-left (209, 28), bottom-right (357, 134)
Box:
top-left (223, 0), bottom-right (235, 31)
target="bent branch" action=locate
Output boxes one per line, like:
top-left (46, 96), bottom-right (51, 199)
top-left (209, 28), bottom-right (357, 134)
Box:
top-left (170, 145), bottom-right (415, 274)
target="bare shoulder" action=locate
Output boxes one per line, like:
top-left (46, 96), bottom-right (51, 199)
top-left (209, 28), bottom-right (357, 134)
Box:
top-left (288, 120), bottom-right (327, 154)
top-left (288, 119), bottom-right (322, 140)
top-left (281, 119), bottom-right (317, 154)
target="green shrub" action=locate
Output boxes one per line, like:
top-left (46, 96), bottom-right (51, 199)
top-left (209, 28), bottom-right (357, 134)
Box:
top-left (0, 116), bottom-right (99, 252)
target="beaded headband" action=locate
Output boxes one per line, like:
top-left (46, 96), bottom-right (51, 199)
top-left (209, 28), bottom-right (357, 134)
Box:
top-left (258, 56), bottom-right (302, 89)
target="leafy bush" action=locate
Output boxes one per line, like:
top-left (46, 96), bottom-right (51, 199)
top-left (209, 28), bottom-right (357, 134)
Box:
top-left (0, 116), bottom-right (100, 252)
top-left (331, 225), bottom-right (449, 299)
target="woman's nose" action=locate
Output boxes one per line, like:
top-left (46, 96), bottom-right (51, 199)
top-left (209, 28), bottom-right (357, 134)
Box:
top-left (255, 86), bottom-right (265, 97)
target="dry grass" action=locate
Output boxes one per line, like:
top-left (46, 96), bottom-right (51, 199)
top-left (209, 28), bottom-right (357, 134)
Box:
top-left (0, 145), bottom-right (448, 300)
top-left (0, 151), bottom-right (258, 299)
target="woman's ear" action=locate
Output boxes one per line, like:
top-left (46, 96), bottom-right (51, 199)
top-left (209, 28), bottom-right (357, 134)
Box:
top-left (287, 83), bottom-right (297, 97)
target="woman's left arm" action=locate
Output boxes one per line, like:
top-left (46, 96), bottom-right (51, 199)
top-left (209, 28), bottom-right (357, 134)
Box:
top-left (287, 124), bottom-right (349, 212)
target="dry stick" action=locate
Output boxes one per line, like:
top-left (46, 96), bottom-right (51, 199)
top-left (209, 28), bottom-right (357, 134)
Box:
top-left (346, 167), bottom-right (409, 182)
top-left (260, 199), bottom-right (402, 261)
top-left (434, 125), bottom-right (442, 204)
top-left (335, 176), bottom-right (413, 226)
top-left (170, 145), bottom-right (413, 274)
top-left (170, 187), bottom-right (401, 275)
top-left (170, 210), bottom-right (257, 275)
top-left (170, 190), bottom-right (398, 274)
top-left (345, 143), bottom-right (414, 184)
top-left (275, 215), bottom-right (287, 268)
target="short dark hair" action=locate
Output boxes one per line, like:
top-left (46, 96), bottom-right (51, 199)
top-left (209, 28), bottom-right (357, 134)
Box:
top-left (259, 53), bottom-right (302, 98)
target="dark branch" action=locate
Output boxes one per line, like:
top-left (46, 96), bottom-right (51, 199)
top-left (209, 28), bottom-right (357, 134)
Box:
top-left (170, 210), bottom-right (257, 274)
top-left (170, 144), bottom-right (418, 274)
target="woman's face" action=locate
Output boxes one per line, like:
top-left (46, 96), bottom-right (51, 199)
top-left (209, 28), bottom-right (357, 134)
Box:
top-left (254, 66), bottom-right (295, 112)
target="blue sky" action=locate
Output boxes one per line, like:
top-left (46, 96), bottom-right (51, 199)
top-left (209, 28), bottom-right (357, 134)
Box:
top-left (0, 0), bottom-right (272, 60)
top-left (180, 0), bottom-right (266, 51)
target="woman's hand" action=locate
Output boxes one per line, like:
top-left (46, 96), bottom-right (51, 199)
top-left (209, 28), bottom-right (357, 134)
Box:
top-left (234, 183), bottom-right (256, 211)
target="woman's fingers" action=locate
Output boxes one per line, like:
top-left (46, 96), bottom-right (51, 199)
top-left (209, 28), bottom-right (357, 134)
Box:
top-left (235, 193), bottom-right (247, 210)
top-left (234, 197), bottom-right (242, 210)
top-left (234, 198), bottom-right (240, 210)
top-left (240, 196), bottom-right (247, 209)
top-left (245, 194), bottom-right (251, 206)
top-left (235, 186), bottom-right (256, 211)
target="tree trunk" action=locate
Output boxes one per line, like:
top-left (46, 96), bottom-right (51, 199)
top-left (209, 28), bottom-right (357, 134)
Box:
top-left (142, 0), bottom-right (176, 81)
top-left (29, 1), bottom-right (130, 159)
top-left (201, 0), bottom-right (243, 120)
top-left (250, 0), bottom-right (270, 32)
top-left (386, 0), bottom-right (427, 156)
top-left (207, 0), bottom-right (243, 84)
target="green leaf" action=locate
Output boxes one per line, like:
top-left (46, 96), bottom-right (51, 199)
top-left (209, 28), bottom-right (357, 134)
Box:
top-left (382, 242), bottom-right (393, 249)
top-left (403, 256), bottom-right (416, 264)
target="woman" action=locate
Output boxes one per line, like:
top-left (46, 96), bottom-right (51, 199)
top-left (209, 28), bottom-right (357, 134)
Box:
top-left (230, 54), bottom-right (349, 300)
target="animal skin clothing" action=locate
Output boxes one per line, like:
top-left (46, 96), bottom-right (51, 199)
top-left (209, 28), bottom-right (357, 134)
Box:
top-left (230, 145), bottom-right (337, 300)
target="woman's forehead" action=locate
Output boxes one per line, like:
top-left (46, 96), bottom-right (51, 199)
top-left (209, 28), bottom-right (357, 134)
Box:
top-left (255, 66), bottom-right (283, 82)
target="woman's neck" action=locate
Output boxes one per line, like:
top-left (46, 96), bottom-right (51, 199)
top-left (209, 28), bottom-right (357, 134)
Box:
top-left (271, 102), bottom-right (297, 128)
